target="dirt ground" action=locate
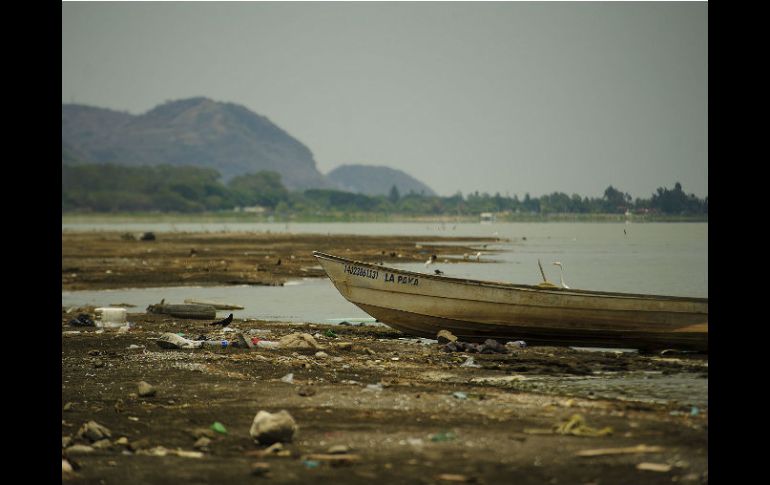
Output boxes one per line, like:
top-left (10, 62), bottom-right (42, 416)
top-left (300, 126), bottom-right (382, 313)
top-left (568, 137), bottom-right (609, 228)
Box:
top-left (62, 231), bottom-right (500, 291)
top-left (62, 319), bottom-right (707, 485)
top-left (61, 231), bottom-right (708, 484)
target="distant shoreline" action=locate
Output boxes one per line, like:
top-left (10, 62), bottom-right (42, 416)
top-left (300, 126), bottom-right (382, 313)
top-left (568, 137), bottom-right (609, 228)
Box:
top-left (62, 211), bottom-right (708, 224)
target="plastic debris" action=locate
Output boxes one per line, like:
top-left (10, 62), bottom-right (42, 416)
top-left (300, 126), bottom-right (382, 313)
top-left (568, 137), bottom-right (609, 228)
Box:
top-left (575, 444), bottom-right (665, 457)
top-left (156, 333), bottom-right (202, 350)
top-left (436, 330), bottom-right (458, 344)
top-left (506, 340), bottom-right (527, 349)
top-left (69, 314), bottom-right (95, 327)
top-left (303, 460), bottom-right (320, 469)
top-left (280, 373), bottom-right (295, 384)
top-left (430, 431), bottom-right (457, 442)
top-left (364, 383), bottom-right (383, 392)
top-left (636, 462), bottom-right (673, 472)
top-left (210, 422), bottom-right (228, 434)
top-left (554, 414), bottom-right (613, 437)
top-left (452, 392), bottom-right (468, 400)
top-left (459, 357), bottom-right (481, 368)
top-left (324, 329), bottom-right (338, 338)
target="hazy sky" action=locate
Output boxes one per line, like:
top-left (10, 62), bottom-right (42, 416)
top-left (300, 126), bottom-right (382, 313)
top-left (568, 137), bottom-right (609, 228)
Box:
top-left (62, 1), bottom-right (707, 198)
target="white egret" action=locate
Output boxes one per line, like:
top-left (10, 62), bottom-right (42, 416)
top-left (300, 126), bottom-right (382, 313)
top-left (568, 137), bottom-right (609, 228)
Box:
top-left (552, 261), bottom-right (570, 288)
top-left (425, 254), bottom-right (437, 267)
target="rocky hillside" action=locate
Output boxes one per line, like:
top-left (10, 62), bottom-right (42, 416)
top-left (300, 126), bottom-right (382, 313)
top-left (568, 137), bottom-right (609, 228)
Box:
top-left (327, 164), bottom-right (435, 197)
top-left (61, 98), bottom-right (332, 190)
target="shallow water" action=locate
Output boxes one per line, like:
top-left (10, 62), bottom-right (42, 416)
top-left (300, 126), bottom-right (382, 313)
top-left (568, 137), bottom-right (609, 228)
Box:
top-left (62, 221), bottom-right (706, 325)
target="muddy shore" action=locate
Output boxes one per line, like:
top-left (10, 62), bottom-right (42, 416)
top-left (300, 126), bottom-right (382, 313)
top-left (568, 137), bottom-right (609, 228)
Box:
top-left (62, 231), bottom-right (501, 291)
top-left (62, 315), bottom-right (707, 484)
top-left (62, 231), bottom-right (707, 483)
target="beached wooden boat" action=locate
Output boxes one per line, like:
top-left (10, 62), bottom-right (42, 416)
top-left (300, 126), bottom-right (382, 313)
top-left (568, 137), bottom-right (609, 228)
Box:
top-left (313, 251), bottom-right (708, 351)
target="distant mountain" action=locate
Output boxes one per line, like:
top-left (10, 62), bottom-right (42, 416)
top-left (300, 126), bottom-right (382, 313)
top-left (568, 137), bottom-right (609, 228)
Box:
top-left (61, 98), bottom-right (332, 190)
top-left (327, 164), bottom-right (436, 197)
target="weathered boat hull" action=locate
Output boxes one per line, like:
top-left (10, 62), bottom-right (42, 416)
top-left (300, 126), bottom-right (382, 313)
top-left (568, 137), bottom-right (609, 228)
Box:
top-left (313, 251), bottom-right (708, 351)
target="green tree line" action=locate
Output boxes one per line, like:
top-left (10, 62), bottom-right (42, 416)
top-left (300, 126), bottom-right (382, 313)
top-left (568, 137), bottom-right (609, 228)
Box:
top-left (62, 164), bottom-right (707, 216)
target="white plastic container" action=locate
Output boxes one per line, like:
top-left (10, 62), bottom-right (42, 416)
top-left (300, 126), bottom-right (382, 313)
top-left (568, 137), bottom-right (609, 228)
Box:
top-left (95, 307), bottom-right (127, 328)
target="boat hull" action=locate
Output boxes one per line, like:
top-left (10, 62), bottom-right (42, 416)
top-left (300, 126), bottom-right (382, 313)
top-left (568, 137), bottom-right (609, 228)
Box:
top-left (313, 252), bottom-right (708, 351)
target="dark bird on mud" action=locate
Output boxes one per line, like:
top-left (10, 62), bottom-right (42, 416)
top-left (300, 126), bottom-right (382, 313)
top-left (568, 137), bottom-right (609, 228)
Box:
top-left (276, 258), bottom-right (282, 266)
top-left (434, 269), bottom-right (444, 275)
top-left (210, 313), bottom-right (234, 327)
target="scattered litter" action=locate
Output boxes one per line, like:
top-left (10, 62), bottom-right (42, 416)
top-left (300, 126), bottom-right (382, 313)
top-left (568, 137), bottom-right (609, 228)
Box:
top-left (506, 340), bottom-right (527, 349)
top-left (690, 406), bottom-right (700, 417)
top-left (280, 373), bottom-right (295, 384)
top-left (302, 460), bottom-right (320, 469)
top-left (156, 333), bottom-right (202, 350)
top-left (575, 445), bottom-right (665, 457)
top-left (436, 473), bottom-right (473, 482)
top-left (554, 414), bottom-right (613, 437)
top-left (210, 422), bottom-right (228, 434)
top-left (436, 329), bottom-right (458, 344)
top-left (68, 313), bottom-right (95, 327)
top-left (636, 462), bottom-right (673, 472)
top-left (95, 307), bottom-right (127, 328)
top-left (459, 357), bottom-right (481, 368)
top-left (430, 431), bottom-right (457, 442)
top-left (398, 337), bottom-right (439, 345)
top-left (324, 329), bottom-right (338, 338)
top-left (278, 333), bottom-right (322, 350)
top-left (452, 392), bottom-right (468, 400)
top-left (255, 340), bottom-right (279, 349)
top-left (364, 383), bottom-right (383, 392)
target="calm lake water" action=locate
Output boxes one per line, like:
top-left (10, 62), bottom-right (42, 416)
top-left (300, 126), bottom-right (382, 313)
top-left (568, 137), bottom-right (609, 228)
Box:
top-left (62, 222), bottom-right (707, 322)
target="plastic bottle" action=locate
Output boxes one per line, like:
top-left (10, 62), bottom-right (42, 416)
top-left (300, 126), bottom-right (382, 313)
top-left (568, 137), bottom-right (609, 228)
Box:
top-left (203, 340), bottom-right (229, 348)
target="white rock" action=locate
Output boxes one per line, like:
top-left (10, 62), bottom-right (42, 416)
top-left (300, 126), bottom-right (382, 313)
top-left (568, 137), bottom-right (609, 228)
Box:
top-left (249, 410), bottom-right (297, 445)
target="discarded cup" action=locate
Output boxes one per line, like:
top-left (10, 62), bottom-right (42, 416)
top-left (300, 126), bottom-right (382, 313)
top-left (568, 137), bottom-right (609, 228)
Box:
top-left (95, 307), bottom-right (127, 329)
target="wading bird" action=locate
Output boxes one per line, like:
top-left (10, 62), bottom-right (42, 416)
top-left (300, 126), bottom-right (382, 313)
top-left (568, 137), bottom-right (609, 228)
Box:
top-left (425, 254), bottom-right (437, 267)
top-left (552, 261), bottom-right (570, 288)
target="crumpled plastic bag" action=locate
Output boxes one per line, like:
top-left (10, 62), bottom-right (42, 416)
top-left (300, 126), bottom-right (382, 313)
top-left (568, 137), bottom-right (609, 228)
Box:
top-left (156, 332), bottom-right (202, 349)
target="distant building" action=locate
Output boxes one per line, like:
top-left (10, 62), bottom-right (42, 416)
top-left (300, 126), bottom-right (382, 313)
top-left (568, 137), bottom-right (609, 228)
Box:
top-left (480, 212), bottom-right (496, 223)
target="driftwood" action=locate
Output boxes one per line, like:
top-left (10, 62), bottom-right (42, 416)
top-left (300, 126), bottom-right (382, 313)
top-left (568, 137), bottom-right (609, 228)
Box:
top-left (184, 299), bottom-right (244, 310)
top-left (146, 300), bottom-right (216, 320)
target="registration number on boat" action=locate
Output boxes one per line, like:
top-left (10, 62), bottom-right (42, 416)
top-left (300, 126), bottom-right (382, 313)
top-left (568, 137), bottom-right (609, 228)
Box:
top-left (344, 264), bottom-right (379, 279)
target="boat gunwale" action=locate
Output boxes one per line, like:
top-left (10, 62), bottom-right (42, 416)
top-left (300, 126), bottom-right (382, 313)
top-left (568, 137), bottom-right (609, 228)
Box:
top-left (312, 251), bottom-right (708, 304)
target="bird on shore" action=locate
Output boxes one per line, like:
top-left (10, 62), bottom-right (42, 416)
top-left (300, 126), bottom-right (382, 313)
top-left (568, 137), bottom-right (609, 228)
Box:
top-left (425, 254), bottom-right (437, 267)
top-left (210, 313), bottom-right (234, 327)
top-left (552, 261), bottom-right (570, 289)
top-left (475, 252), bottom-right (482, 261)
top-left (434, 269), bottom-right (444, 275)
